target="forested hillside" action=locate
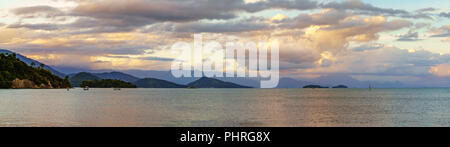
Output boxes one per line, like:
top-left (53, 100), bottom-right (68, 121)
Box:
top-left (0, 53), bottom-right (72, 89)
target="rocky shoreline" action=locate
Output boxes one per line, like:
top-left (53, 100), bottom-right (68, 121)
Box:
top-left (10, 78), bottom-right (63, 89)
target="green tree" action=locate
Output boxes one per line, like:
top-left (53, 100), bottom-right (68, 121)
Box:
top-left (0, 53), bottom-right (72, 89)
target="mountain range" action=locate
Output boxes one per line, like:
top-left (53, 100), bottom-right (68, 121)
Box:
top-left (134, 78), bottom-right (187, 88)
top-left (69, 72), bottom-right (250, 88)
top-left (4, 49), bottom-right (446, 88)
top-left (69, 72), bottom-right (102, 87)
top-left (68, 72), bottom-right (139, 83)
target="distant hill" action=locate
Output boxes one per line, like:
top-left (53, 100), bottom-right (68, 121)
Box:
top-left (276, 77), bottom-right (313, 88)
top-left (116, 70), bottom-right (260, 87)
top-left (68, 71), bottom-right (141, 87)
top-left (0, 49), bottom-right (65, 77)
top-left (0, 53), bottom-right (71, 89)
top-left (69, 72), bottom-right (101, 87)
top-left (303, 85), bottom-right (329, 88)
top-left (92, 72), bottom-right (139, 82)
top-left (187, 77), bottom-right (252, 88)
top-left (332, 85), bottom-right (348, 88)
top-left (69, 72), bottom-right (140, 83)
top-left (80, 79), bottom-right (137, 88)
top-left (134, 78), bottom-right (186, 88)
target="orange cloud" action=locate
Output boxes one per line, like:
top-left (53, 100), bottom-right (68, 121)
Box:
top-left (303, 16), bottom-right (411, 54)
top-left (430, 64), bottom-right (450, 77)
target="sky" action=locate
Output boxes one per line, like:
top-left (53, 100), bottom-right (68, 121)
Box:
top-left (0, 0), bottom-right (449, 85)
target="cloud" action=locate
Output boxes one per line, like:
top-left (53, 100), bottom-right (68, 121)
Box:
top-left (8, 23), bottom-right (60, 31)
top-left (414, 22), bottom-right (430, 30)
top-left (416, 8), bottom-right (437, 12)
top-left (279, 9), bottom-right (350, 29)
top-left (8, 0), bottom-right (419, 34)
top-left (352, 43), bottom-right (384, 52)
top-left (244, 0), bottom-right (318, 12)
top-left (397, 32), bottom-right (421, 41)
top-left (1, 31), bottom-right (159, 56)
top-left (66, 0), bottom-right (318, 33)
top-left (11, 5), bottom-right (64, 18)
top-left (267, 14), bottom-right (413, 71)
top-left (271, 15), bottom-right (413, 73)
top-left (138, 56), bottom-right (174, 62)
top-left (67, 17), bottom-right (146, 33)
top-left (147, 8), bottom-right (348, 34)
top-left (320, 0), bottom-right (432, 19)
top-left (72, 0), bottom-right (240, 22)
top-left (170, 17), bottom-right (270, 33)
top-left (320, 0), bottom-right (408, 15)
top-left (1, 0), bottom-right (446, 80)
top-left (304, 16), bottom-right (412, 54)
top-left (440, 12), bottom-right (450, 18)
top-left (430, 64), bottom-right (450, 77)
top-left (430, 25), bottom-right (450, 37)
top-left (431, 33), bottom-right (450, 37)
top-left (292, 46), bottom-right (448, 78)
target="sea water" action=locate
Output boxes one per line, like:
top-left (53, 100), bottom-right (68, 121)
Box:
top-left (0, 88), bottom-right (449, 127)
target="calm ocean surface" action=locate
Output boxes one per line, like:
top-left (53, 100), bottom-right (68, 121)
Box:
top-left (0, 88), bottom-right (449, 127)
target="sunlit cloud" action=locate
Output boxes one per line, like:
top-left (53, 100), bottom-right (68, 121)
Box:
top-left (0, 0), bottom-right (449, 85)
top-left (430, 64), bottom-right (450, 77)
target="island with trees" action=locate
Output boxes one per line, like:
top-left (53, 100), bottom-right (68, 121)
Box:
top-left (303, 85), bottom-right (329, 89)
top-left (332, 85), bottom-right (349, 88)
top-left (80, 79), bottom-right (137, 88)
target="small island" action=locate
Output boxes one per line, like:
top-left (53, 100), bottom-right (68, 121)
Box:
top-left (80, 79), bottom-right (137, 88)
top-left (187, 77), bottom-right (252, 88)
top-left (332, 85), bottom-right (349, 88)
top-left (133, 78), bottom-right (186, 88)
top-left (303, 85), bottom-right (329, 89)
